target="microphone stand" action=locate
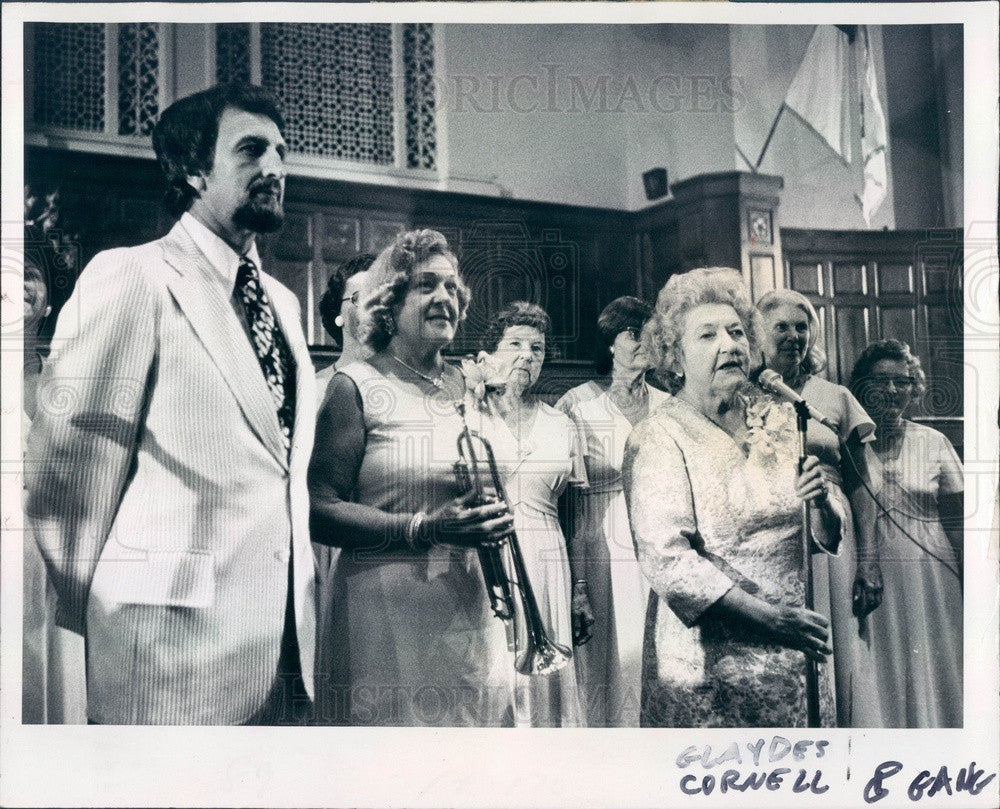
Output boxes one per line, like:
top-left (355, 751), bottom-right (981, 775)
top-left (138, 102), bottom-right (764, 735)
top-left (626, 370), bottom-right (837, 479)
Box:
top-left (794, 399), bottom-right (822, 728)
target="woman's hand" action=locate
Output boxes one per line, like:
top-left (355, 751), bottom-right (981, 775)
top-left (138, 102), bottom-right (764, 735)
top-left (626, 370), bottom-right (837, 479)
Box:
top-left (709, 587), bottom-right (831, 662)
top-left (769, 603), bottom-right (833, 662)
top-left (852, 559), bottom-right (883, 618)
top-left (420, 489), bottom-right (515, 548)
top-left (571, 581), bottom-right (595, 646)
top-left (795, 455), bottom-right (830, 505)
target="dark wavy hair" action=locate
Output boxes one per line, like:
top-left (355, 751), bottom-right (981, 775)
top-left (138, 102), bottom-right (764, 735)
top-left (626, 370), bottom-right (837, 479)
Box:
top-left (482, 301), bottom-right (553, 358)
top-left (318, 253), bottom-right (377, 344)
top-left (361, 229), bottom-right (469, 352)
top-left (152, 83), bottom-right (285, 217)
top-left (594, 296), bottom-right (653, 375)
top-left (849, 338), bottom-right (927, 405)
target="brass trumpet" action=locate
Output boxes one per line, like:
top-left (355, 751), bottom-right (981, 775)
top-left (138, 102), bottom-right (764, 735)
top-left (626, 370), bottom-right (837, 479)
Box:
top-left (453, 401), bottom-right (571, 677)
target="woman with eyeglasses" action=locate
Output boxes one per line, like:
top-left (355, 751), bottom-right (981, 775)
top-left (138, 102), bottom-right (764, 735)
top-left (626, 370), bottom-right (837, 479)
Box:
top-left (315, 253), bottom-right (377, 404)
top-left (568, 296), bottom-right (669, 727)
top-left (756, 289), bottom-right (883, 727)
top-left (849, 339), bottom-right (963, 727)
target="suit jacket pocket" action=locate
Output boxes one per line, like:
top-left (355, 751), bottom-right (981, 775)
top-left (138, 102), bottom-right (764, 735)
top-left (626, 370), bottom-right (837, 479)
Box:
top-left (97, 550), bottom-right (215, 608)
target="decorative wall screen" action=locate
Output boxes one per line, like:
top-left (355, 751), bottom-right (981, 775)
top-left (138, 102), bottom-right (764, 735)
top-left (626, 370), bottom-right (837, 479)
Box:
top-left (30, 22), bottom-right (439, 174)
top-left (33, 23), bottom-right (107, 132)
top-left (215, 23), bottom-right (438, 171)
top-left (216, 23), bottom-right (252, 86)
top-left (117, 23), bottom-right (161, 136)
top-left (260, 23), bottom-right (396, 165)
top-left (31, 22), bottom-right (162, 138)
top-left (403, 23), bottom-right (437, 170)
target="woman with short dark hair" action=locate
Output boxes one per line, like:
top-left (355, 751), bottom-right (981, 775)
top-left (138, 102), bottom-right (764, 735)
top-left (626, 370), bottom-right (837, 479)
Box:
top-left (567, 295), bottom-right (668, 727)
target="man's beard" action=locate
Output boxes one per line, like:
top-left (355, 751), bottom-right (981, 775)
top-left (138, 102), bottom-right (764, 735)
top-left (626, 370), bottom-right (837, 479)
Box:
top-left (233, 197), bottom-right (284, 234)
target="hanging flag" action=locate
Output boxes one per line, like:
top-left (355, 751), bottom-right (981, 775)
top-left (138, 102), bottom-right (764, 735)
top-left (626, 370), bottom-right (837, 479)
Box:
top-left (857, 26), bottom-right (889, 225)
top-left (755, 26), bottom-right (852, 170)
top-left (784, 26), bottom-right (853, 163)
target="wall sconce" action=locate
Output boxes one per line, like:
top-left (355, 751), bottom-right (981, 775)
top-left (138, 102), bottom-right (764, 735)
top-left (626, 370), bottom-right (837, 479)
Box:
top-left (642, 167), bottom-right (669, 201)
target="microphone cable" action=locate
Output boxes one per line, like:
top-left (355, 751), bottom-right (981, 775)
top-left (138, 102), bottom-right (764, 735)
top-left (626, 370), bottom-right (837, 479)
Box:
top-left (749, 367), bottom-right (961, 583)
top-left (834, 431), bottom-right (962, 585)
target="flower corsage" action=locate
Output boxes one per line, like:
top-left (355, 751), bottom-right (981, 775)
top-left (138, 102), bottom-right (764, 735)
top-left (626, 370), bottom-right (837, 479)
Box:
top-left (741, 390), bottom-right (796, 466)
top-left (460, 351), bottom-right (507, 412)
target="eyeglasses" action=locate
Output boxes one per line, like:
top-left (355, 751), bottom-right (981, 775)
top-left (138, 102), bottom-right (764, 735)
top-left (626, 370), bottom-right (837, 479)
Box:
top-left (342, 291), bottom-right (360, 305)
top-left (868, 375), bottom-right (916, 390)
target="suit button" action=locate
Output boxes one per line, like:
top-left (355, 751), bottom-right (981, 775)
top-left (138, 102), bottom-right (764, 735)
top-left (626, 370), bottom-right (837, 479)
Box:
top-left (275, 548), bottom-right (291, 563)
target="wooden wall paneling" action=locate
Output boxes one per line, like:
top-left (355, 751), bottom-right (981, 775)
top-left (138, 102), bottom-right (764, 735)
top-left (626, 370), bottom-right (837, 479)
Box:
top-left (362, 218), bottom-right (407, 254)
top-left (749, 254), bottom-right (777, 299)
top-left (268, 258), bottom-right (314, 340)
top-left (875, 260), bottom-right (915, 295)
top-left (878, 305), bottom-right (918, 352)
top-left (320, 213), bottom-right (362, 264)
top-left (29, 147), bottom-right (965, 411)
top-left (782, 227), bottom-right (964, 452)
top-left (830, 260), bottom-right (868, 296)
top-left (832, 303), bottom-right (872, 383)
top-left (789, 261), bottom-right (823, 296)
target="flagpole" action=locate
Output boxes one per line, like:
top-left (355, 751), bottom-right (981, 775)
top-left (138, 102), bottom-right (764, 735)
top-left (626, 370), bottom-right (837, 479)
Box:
top-left (755, 104), bottom-right (785, 171)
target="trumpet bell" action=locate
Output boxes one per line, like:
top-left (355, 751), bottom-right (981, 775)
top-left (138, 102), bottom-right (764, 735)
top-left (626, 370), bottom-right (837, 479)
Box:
top-left (515, 637), bottom-right (572, 677)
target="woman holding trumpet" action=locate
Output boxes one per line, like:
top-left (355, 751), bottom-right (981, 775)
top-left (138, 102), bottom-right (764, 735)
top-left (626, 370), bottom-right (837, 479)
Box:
top-left (470, 301), bottom-right (588, 727)
top-left (308, 229), bottom-right (515, 727)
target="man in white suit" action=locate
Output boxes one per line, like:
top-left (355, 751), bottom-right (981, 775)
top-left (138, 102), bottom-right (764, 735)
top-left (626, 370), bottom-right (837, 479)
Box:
top-left (26, 84), bottom-right (316, 725)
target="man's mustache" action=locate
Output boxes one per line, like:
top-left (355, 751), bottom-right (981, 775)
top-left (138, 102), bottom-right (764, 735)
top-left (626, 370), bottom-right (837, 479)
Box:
top-left (250, 179), bottom-right (282, 197)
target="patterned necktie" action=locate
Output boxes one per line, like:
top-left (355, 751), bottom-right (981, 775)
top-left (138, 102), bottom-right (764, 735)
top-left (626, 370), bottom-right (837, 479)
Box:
top-left (235, 256), bottom-right (296, 452)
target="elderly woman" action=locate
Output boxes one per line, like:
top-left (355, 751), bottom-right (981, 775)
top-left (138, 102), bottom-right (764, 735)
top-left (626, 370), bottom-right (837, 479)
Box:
top-left (623, 267), bottom-right (843, 727)
top-left (756, 289), bottom-right (883, 727)
top-left (850, 340), bottom-right (963, 727)
top-left (308, 229), bottom-right (515, 727)
top-left (567, 296), bottom-right (669, 727)
top-left (474, 301), bottom-right (587, 727)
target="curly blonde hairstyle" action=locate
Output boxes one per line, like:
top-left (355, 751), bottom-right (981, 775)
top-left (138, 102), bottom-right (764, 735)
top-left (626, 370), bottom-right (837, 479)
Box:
top-left (644, 267), bottom-right (761, 393)
top-left (755, 288), bottom-right (828, 375)
top-left (360, 229), bottom-right (470, 351)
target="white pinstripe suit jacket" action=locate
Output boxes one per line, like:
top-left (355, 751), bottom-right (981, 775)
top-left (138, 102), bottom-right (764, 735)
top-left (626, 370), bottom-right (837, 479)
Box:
top-left (26, 221), bottom-right (317, 724)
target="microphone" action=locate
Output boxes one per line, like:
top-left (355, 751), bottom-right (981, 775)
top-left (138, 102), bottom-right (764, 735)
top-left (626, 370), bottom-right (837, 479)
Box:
top-left (757, 369), bottom-right (838, 433)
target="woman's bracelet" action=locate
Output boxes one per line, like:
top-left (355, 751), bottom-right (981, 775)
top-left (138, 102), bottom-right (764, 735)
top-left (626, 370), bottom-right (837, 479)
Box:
top-left (404, 511), bottom-right (427, 551)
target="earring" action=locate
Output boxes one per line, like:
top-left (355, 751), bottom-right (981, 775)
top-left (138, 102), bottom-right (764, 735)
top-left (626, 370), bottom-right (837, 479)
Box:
top-left (334, 314), bottom-right (344, 328)
top-left (384, 312), bottom-right (396, 336)
top-left (610, 346), bottom-right (615, 355)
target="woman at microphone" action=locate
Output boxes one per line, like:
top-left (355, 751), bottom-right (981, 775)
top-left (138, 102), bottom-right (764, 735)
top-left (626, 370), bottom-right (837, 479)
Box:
top-left (756, 289), bottom-right (884, 728)
top-left (623, 268), bottom-right (842, 727)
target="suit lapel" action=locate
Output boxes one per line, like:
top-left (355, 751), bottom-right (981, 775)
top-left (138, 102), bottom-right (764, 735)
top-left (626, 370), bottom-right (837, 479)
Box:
top-left (160, 224), bottom-right (289, 470)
